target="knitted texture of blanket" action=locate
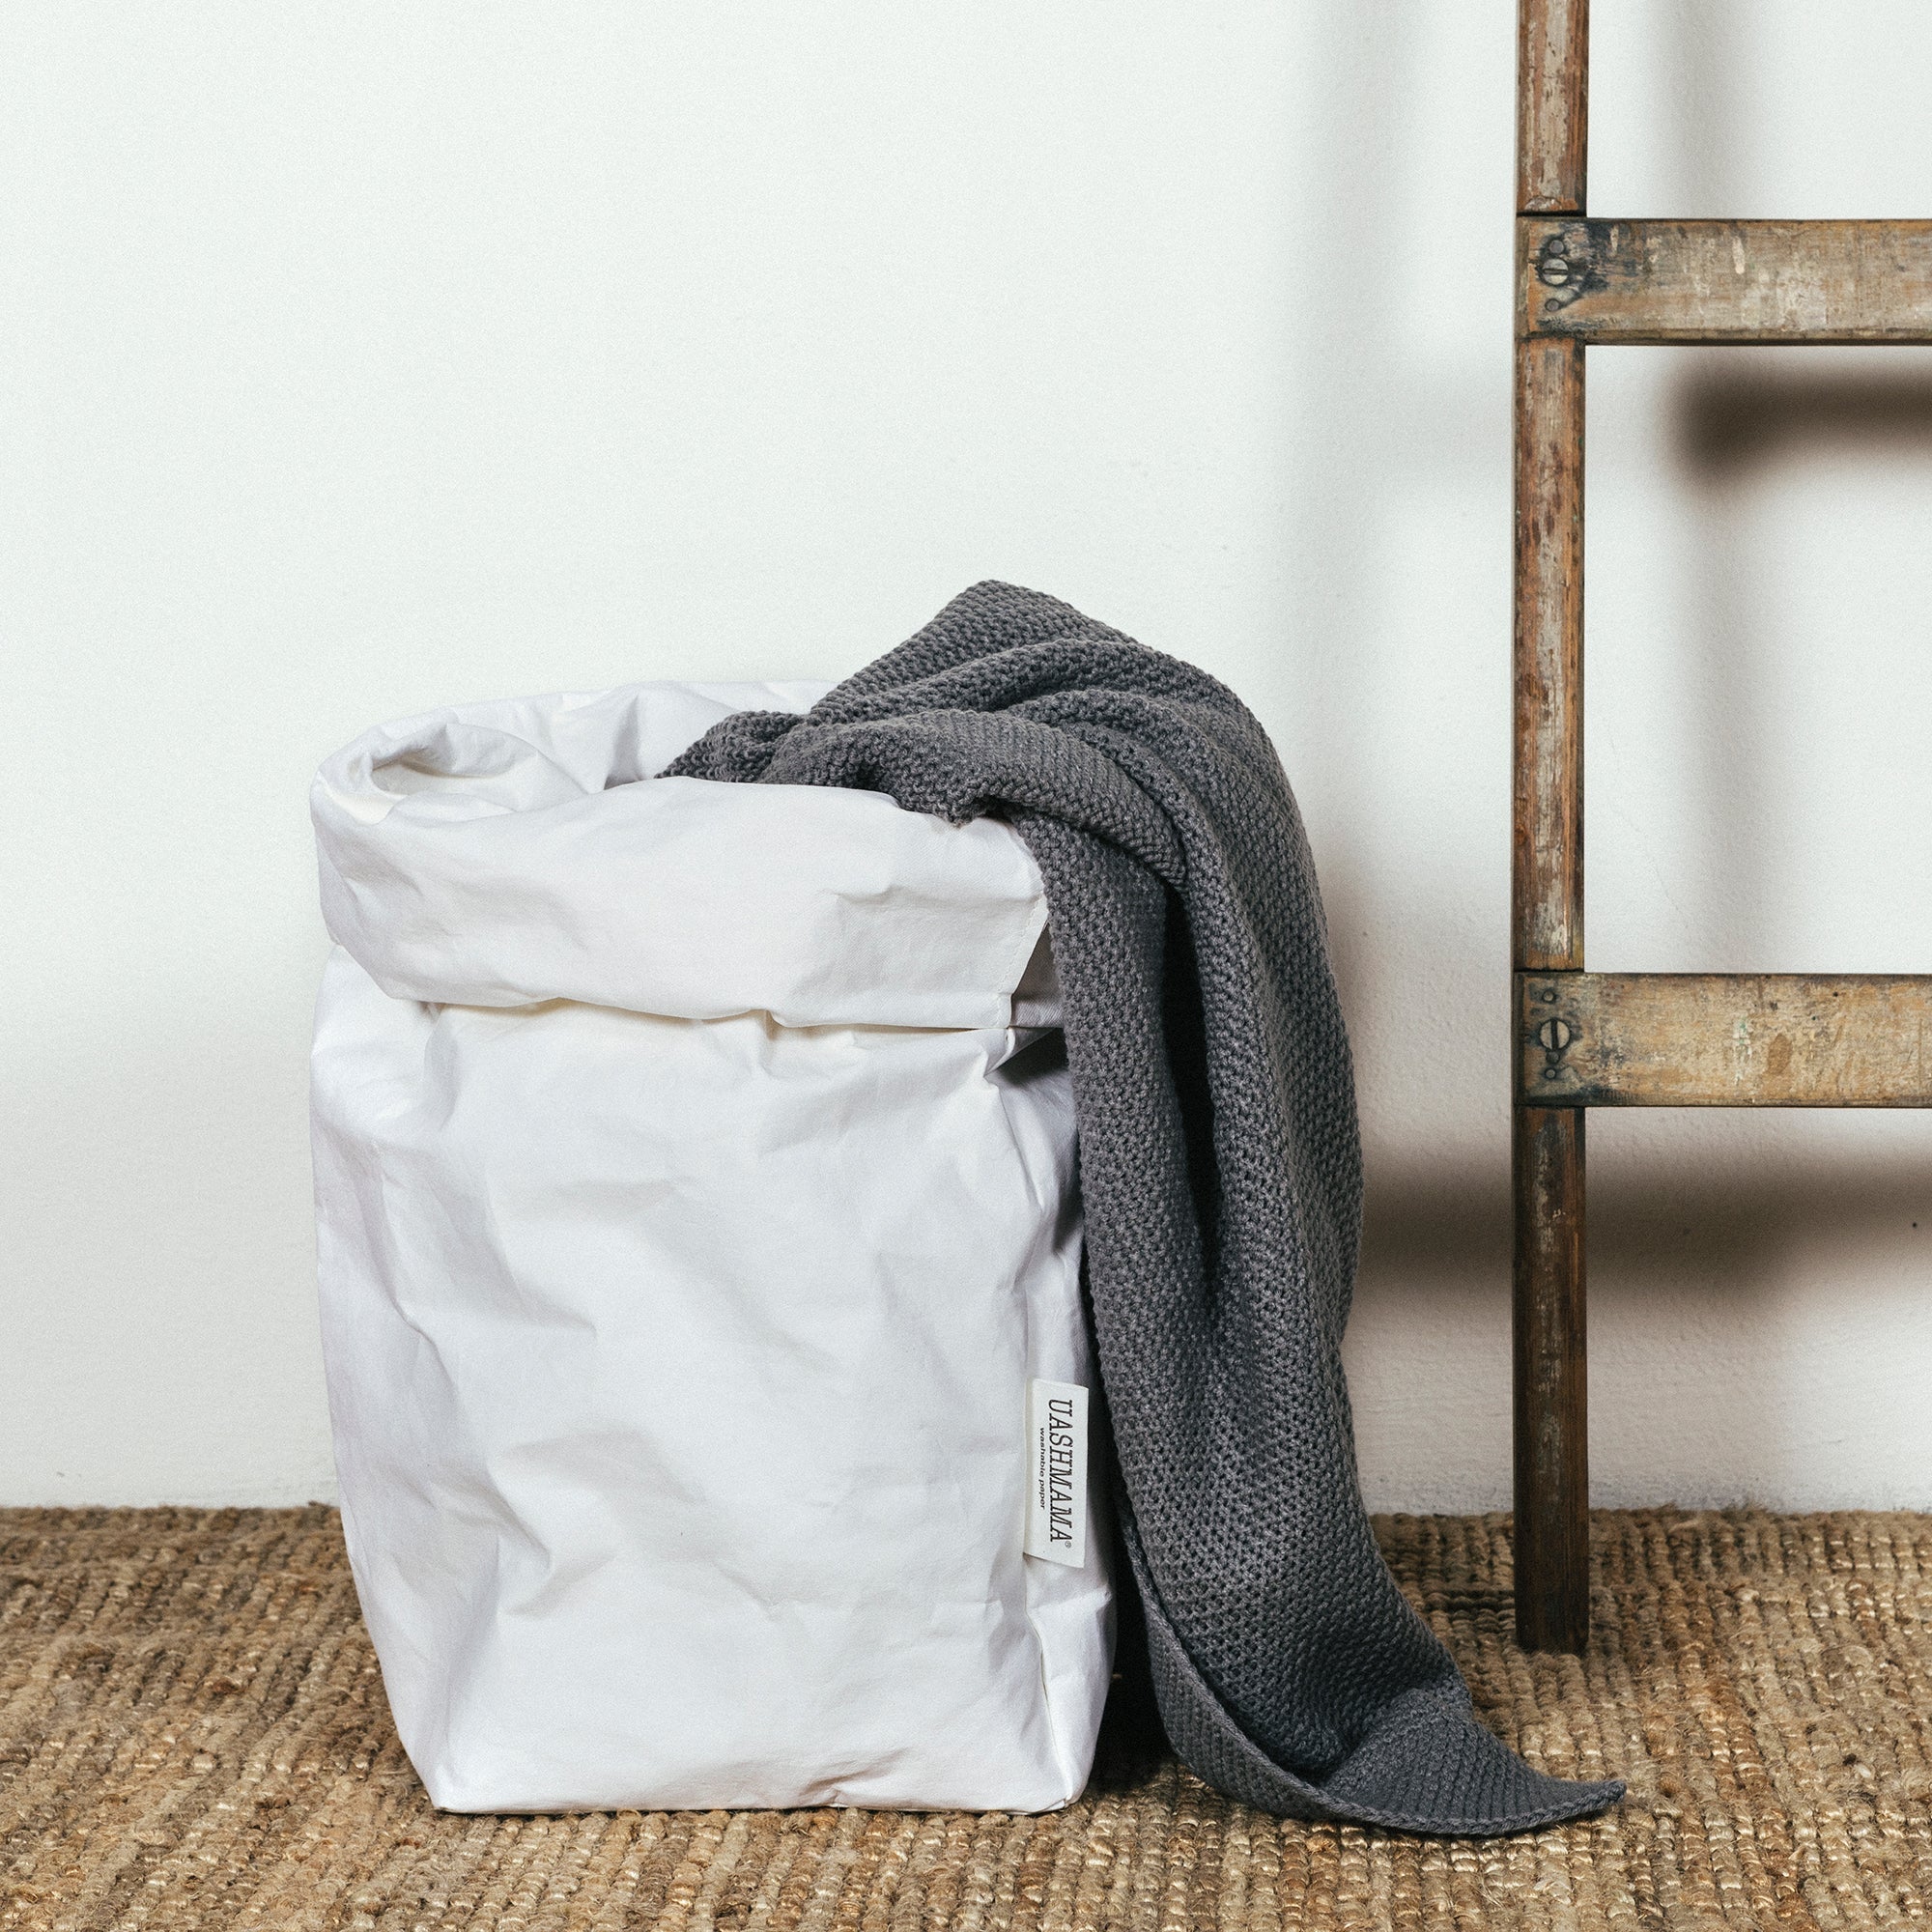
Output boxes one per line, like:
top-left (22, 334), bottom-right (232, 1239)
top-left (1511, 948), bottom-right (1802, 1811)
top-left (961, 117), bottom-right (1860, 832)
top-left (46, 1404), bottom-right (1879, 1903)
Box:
top-left (668, 583), bottom-right (1622, 1835)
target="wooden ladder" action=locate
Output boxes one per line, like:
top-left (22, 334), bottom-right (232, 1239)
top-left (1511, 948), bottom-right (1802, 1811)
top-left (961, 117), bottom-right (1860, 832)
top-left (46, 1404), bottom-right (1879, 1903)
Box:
top-left (1511, 0), bottom-right (1932, 1652)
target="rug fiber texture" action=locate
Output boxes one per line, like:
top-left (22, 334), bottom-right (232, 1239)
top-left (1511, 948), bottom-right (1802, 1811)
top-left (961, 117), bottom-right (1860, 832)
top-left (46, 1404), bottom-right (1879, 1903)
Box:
top-left (3, 1507), bottom-right (1929, 1930)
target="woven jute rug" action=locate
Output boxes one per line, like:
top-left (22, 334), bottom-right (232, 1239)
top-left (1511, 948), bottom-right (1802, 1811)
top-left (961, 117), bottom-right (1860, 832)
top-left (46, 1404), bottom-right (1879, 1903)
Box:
top-left (3, 1509), bottom-right (1930, 1930)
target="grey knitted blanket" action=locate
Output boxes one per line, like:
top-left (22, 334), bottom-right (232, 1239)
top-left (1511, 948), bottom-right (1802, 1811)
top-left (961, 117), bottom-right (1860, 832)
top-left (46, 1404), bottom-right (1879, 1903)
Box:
top-left (669, 582), bottom-right (1622, 1835)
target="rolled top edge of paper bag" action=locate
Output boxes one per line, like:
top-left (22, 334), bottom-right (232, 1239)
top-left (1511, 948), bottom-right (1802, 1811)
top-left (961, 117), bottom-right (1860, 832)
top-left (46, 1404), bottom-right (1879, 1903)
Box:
top-left (311, 679), bottom-right (1056, 1031)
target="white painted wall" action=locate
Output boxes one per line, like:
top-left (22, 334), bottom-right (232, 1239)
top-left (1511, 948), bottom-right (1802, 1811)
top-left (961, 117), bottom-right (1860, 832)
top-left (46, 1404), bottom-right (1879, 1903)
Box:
top-left (4, 3), bottom-right (1928, 1510)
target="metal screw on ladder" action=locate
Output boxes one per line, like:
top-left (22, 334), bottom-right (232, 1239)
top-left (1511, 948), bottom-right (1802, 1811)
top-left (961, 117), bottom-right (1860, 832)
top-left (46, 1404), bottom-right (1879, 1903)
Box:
top-left (1536, 1016), bottom-right (1574, 1083)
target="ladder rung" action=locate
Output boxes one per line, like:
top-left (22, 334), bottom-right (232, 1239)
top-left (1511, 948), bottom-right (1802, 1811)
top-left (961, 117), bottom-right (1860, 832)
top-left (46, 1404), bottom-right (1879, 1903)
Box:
top-left (1519, 218), bottom-right (1932, 344)
top-left (1517, 972), bottom-right (1932, 1106)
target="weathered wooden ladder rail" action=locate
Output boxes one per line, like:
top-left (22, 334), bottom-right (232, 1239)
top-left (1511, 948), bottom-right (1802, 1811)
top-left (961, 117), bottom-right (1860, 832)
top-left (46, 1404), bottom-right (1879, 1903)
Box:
top-left (1511, 0), bottom-right (1932, 1652)
top-left (1520, 218), bottom-right (1932, 344)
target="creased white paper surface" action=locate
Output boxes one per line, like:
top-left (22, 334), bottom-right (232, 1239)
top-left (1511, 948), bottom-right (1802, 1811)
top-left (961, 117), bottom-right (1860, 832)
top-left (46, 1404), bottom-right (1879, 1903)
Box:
top-left (311, 680), bottom-right (1110, 1813)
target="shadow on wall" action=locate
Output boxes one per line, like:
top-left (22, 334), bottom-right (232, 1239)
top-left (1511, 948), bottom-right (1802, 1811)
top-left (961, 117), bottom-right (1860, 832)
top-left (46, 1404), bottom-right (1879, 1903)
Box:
top-left (1362, 1149), bottom-right (1932, 1285)
top-left (1678, 365), bottom-right (1932, 475)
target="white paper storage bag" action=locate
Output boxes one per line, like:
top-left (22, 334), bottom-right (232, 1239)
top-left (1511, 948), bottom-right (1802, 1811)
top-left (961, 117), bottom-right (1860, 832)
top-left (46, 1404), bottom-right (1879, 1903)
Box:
top-left (310, 681), bottom-right (1113, 1813)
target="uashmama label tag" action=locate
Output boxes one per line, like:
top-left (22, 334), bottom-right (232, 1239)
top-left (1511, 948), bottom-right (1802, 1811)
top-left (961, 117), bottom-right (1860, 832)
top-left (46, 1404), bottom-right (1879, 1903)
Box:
top-left (1024, 1378), bottom-right (1089, 1568)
